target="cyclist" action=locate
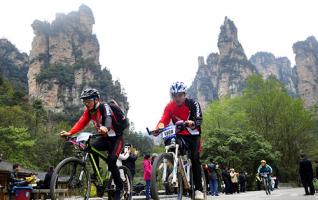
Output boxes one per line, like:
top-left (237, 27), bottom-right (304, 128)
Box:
top-left (257, 160), bottom-right (273, 189)
top-left (154, 81), bottom-right (204, 200)
top-left (60, 88), bottom-right (124, 199)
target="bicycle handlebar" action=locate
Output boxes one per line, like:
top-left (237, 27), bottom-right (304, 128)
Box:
top-left (146, 121), bottom-right (189, 136)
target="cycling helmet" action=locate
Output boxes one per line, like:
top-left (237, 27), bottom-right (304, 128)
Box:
top-left (170, 81), bottom-right (187, 95)
top-left (80, 88), bottom-right (100, 99)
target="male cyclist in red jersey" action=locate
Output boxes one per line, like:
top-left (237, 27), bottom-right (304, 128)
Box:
top-left (154, 81), bottom-right (204, 200)
top-left (60, 88), bottom-right (124, 200)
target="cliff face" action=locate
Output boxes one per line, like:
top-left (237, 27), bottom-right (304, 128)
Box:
top-left (250, 52), bottom-right (297, 95)
top-left (293, 36), bottom-right (318, 108)
top-left (27, 5), bottom-right (128, 112)
top-left (188, 17), bottom-right (256, 109)
top-left (189, 17), bottom-right (308, 109)
top-left (0, 39), bottom-right (29, 91)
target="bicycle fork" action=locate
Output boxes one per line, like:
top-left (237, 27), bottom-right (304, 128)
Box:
top-left (172, 144), bottom-right (179, 186)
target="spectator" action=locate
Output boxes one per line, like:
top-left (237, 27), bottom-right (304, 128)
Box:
top-left (122, 144), bottom-right (138, 180)
top-left (151, 153), bottom-right (158, 165)
top-left (299, 153), bottom-right (315, 195)
top-left (8, 164), bottom-right (28, 200)
top-left (143, 154), bottom-right (152, 200)
top-left (208, 159), bottom-right (219, 196)
top-left (230, 168), bottom-right (239, 193)
top-left (238, 171), bottom-right (247, 192)
top-left (221, 166), bottom-right (232, 194)
top-left (42, 167), bottom-right (54, 189)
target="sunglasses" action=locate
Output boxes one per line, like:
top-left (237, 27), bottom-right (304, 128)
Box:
top-left (83, 99), bottom-right (94, 105)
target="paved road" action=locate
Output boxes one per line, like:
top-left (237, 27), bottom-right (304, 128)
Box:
top-left (153, 188), bottom-right (317, 200)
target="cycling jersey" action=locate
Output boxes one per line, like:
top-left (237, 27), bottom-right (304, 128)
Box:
top-left (158, 98), bottom-right (203, 136)
top-left (258, 164), bottom-right (273, 174)
top-left (69, 103), bottom-right (117, 136)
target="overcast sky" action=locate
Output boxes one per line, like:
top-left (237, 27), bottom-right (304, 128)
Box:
top-left (1, 0), bottom-right (318, 131)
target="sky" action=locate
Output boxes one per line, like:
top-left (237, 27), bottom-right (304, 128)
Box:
top-left (1, 0), bottom-right (318, 131)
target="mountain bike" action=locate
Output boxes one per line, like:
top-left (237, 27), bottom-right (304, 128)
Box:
top-left (50, 132), bottom-right (132, 200)
top-left (259, 172), bottom-right (271, 195)
top-left (147, 122), bottom-right (207, 200)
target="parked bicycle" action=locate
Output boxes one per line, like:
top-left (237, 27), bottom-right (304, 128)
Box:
top-left (147, 122), bottom-right (207, 200)
top-left (50, 132), bottom-right (132, 200)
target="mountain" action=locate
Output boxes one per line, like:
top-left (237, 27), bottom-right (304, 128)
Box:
top-left (188, 17), bottom-right (307, 109)
top-left (249, 52), bottom-right (297, 96)
top-left (0, 39), bottom-right (29, 91)
top-left (188, 17), bottom-right (256, 109)
top-left (293, 36), bottom-right (318, 108)
top-left (27, 5), bottom-right (128, 112)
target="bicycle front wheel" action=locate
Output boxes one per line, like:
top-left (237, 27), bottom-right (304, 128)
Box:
top-left (151, 153), bottom-right (182, 200)
top-left (50, 157), bottom-right (90, 200)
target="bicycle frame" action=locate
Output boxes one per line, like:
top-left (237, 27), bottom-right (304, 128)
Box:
top-left (69, 135), bottom-right (110, 185)
top-left (162, 137), bottom-right (192, 188)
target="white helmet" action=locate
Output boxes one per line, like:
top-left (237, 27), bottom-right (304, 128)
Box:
top-left (170, 81), bottom-right (187, 95)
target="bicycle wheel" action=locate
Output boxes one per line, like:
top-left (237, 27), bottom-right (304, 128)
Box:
top-left (50, 157), bottom-right (90, 200)
top-left (108, 165), bottom-right (132, 200)
top-left (151, 153), bottom-right (182, 200)
top-left (267, 178), bottom-right (271, 195)
top-left (263, 178), bottom-right (268, 195)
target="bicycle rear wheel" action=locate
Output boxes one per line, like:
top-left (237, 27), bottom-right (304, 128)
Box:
top-left (151, 153), bottom-right (182, 200)
top-left (50, 157), bottom-right (90, 200)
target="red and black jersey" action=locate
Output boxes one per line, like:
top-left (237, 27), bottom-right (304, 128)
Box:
top-left (158, 98), bottom-right (203, 136)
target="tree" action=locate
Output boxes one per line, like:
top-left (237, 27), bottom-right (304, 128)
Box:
top-left (243, 75), bottom-right (315, 180)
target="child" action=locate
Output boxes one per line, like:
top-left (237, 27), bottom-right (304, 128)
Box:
top-left (143, 153), bottom-right (152, 200)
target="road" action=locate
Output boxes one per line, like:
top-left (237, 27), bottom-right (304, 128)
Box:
top-left (138, 188), bottom-right (317, 200)
top-left (201, 188), bottom-right (317, 200)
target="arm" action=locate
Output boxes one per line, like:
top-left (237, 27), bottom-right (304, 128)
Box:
top-left (103, 103), bottom-right (113, 130)
top-left (187, 99), bottom-right (203, 128)
top-left (257, 165), bottom-right (261, 174)
top-left (268, 165), bottom-right (273, 174)
top-left (157, 103), bottom-right (172, 128)
top-left (69, 109), bottom-right (91, 135)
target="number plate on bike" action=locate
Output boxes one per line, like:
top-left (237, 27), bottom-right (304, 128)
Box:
top-left (161, 126), bottom-right (176, 140)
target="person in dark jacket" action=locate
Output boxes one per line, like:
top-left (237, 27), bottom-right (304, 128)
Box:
top-left (238, 171), bottom-right (247, 192)
top-left (208, 159), bottom-right (219, 196)
top-left (299, 153), bottom-right (315, 195)
top-left (122, 144), bottom-right (138, 180)
top-left (221, 166), bottom-right (232, 194)
top-left (42, 167), bottom-right (54, 189)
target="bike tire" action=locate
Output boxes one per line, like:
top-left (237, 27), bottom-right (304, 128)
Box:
top-left (108, 165), bottom-right (133, 200)
top-left (267, 178), bottom-right (271, 195)
top-left (151, 153), bottom-right (180, 200)
top-left (50, 157), bottom-right (90, 200)
top-left (263, 178), bottom-right (268, 195)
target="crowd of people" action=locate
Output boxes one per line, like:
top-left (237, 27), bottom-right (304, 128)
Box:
top-left (202, 159), bottom-right (247, 196)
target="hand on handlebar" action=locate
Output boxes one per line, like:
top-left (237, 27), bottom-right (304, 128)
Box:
top-left (185, 120), bottom-right (195, 128)
top-left (98, 126), bottom-right (108, 135)
top-left (60, 130), bottom-right (72, 137)
top-left (152, 123), bottom-right (165, 137)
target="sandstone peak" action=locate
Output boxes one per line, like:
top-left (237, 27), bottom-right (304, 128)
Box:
top-left (217, 17), bottom-right (246, 59)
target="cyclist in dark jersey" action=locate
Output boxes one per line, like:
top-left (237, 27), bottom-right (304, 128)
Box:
top-left (60, 88), bottom-right (124, 200)
top-left (154, 81), bottom-right (204, 200)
